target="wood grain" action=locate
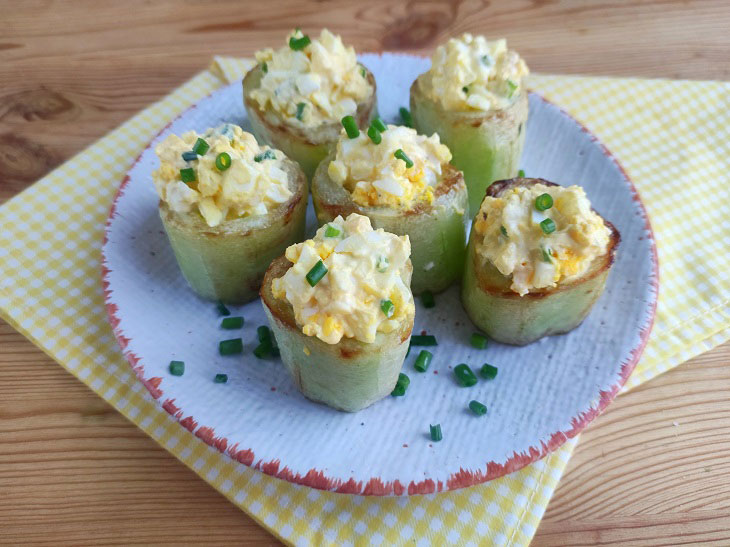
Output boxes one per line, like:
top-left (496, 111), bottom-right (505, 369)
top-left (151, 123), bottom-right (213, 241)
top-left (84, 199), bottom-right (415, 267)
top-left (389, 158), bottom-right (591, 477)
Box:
top-left (2, 0), bottom-right (729, 544)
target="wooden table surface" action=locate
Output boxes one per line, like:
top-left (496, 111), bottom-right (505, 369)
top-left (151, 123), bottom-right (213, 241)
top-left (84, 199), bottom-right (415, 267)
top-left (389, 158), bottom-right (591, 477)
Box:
top-left (2, 1), bottom-right (729, 544)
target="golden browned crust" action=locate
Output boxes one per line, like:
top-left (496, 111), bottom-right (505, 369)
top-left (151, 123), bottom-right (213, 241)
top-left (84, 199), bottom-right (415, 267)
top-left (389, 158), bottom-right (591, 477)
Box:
top-left (473, 177), bottom-right (621, 300)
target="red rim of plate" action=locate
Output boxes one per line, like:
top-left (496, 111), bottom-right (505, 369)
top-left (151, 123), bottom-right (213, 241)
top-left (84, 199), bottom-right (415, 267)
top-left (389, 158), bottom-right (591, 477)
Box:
top-left (101, 85), bottom-right (659, 496)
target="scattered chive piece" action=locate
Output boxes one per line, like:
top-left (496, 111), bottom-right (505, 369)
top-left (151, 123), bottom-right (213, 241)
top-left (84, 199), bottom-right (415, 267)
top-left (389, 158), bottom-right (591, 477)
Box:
top-left (376, 255), bottom-right (389, 272)
top-left (469, 400), bottom-right (487, 416)
top-left (371, 117), bottom-right (387, 133)
top-left (257, 325), bottom-right (272, 344)
top-left (295, 102), bottom-right (306, 121)
top-left (215, 152), bottom-right (232, 171)
top-left (430, 424), bottom-right (443, 442)
top-left (462, 86), bottom-right (470, 94)
top-left (535, 193), bottom-right (553, 211)
top-left (480, 363), bottom-right (498, 380)
top-left (216, 301), bottom-right (230, 316)
top-left (169, 360), bottom-right (185, 376)
top-left (341, 115), bottom-right (359, 139)
top-left (454, 363), bottom-right (478, 387)
top-left (394, 149), bottom-right (414, 168)
top-left (192, 137), bottom-right (210, 156)
top-left (359, 65), bottom-right (366, 78)
top-left (324, 223), bottom-right (341, 237)
top-left (470, 333), bottom-right (488, 349)
top-left (367, 125), bottom-right (382, 144)
top-left (541, 247), bottom-right (552, 263)
top-left (518, 169), bottom-right (526, 178)
top-left (219, 338), bottom-right (243, 356)
top-left (391, 373), bottom-right (410, 396)
top-left (214, 373), bottom-right (228, 384)
top-left (411, 334), bottom-right (437, 346)
top-left (182, 151), bottom-right (198, 162)
top-left (500, 225), bottom-right (508, 238)
top-left (253, 342), bottom-right (272, 359)
top-left (481, 54), bottom-right (492, 66)
top-left (399, 107), bottom-right (413, 128)
top-left (221, 316), bottom-right (244, 329)
top-left (506, 79), bottom-right (518, 98)
top-left (261, 61), bottom-right (268, 73)
top-left (380, 299), bottom-right (394, 318)
top-left (540, 218), bottom-right (557, 234)
top-left (421, 290), bottom-right (435, 308)
top-left (180, 167), bottom-right (196, 184)
top-left (414, 350), bottom-right (432, 372)
top-left (289, 34), bottom-right (311, 51)
top-left (254, 149), bottom-right (276, 162)
top-left (305, 260), bottom-right (328, 287)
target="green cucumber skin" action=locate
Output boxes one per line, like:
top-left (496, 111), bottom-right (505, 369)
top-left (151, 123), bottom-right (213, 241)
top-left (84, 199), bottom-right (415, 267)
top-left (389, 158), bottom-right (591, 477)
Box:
top-left (460, 233), bottom-right (610, 346)
top-left (311, 157), bottom-right (468, 295)
top-left (243, 65), bottom-right (377, 181)
top-left (160, 193), bottom-right (307, 305)
top-left (264, 305), bottom-right (410, 412)
top-left (410, 78), bottom-right (528, 216)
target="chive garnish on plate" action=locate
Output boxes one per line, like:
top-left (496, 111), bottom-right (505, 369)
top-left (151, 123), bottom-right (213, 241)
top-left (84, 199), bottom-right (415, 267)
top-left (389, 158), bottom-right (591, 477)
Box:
top-left (421, 290), bottom-right (435, 308)
top-left (324, 224), bottom-right (341, 237)
top-left (219, 338), bottom-right (243, 355)
top-left (470, 333), bottom-right (488, 349)
top-left (295, 102), bottom-right (306, 121)
top-left (518, 169), bottom-right (526, 178)
top-left (169, 360), bottom-right (185, 376)
top-left (216, 301), bottom-right (230, 316)
top-left (414, 350), bottom-right (432, 373)
top-left (535, 193), bottom-right (553, 211)
top-left (305, 260), bottom-right (328, 287)
top-left (376, 255), bottom-right (389, 272)
top-left (221, 316), bottom-right (244, 329)
top-left (500, 225), bottom-right (508, 238)
top-left (394, 149), bottom-right (414, 168)
top-left (192, 137), bottom-right (210, 156)
top-left (411, 334), bottom-right (437, 346)
top-left (469, 400), bottom-right (487, 416)
top-left (380, 299), bottom-right (394, 318)
top-left (540, 218), bottom-right (557, 234)
top-left (215, 152), bottom-right (231, 171)
top-left (430, 424), bottom-right (443, 442)
top-left (257, 325), bottom-right (272, 344)
top-left (181, 151), bottom-right (198, 162)
top-left (541, 247), bottom-right (553, 263)
top-left (367, 125), bottom-right (381, 144)
top-left (480, 363), bottom-right (498, 380)
top-left (391, 373), bottom-right (410, 396)
top-left (180, 168), bottom-right (196, 184)
top-left (399, 107), bottom-right (413, 127)
top-left (261, 62), bottom-right (268, 73)
top-left (214, 373), bottom-right (228, 384)
top-left (254, 149), bottom-right (276, 162)
top-left (454, 363), bottom-right (478, 387)
top-left (289, 34), bottom-right (311, 51)
top-left (506, 79), bottom-right (518, 98)
top-left (341, 115), bottom-right (359, 139)
top-left (371, 117), bottom-right (387, 133)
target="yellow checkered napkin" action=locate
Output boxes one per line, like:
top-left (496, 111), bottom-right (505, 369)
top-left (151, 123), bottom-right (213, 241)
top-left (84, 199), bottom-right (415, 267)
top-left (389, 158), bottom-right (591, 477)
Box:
top-left (1, 55), bottom-right (728, 545)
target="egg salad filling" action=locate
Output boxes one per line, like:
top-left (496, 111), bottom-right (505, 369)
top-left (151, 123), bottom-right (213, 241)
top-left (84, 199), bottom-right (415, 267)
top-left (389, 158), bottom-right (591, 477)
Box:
top-left (152, 124), bottom-right (292, 227)
top-left (250, 29), bottom-right (373, 128)
top-left (473, 184), bottom-right (610, 296)
top-left (421, 33), bottom-right (529, 112)
top-left (272, 214), bottom-right (414, 345)
top-left (327, 125), bottom-right (452, 209)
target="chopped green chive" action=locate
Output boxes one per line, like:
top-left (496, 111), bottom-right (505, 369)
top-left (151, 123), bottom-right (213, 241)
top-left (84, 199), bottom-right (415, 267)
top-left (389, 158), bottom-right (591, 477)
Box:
top-left (289, 34), bottom-right (311, 51)
top-left (470, 333), bottom-right (488, 349)
top-left (500, 225), bottom-right (508, 238)
top-left (215, 152), bottom-right (232, 171)
top-left (371, 117), bottom-right (387, 133)
top-left (180, 168), bottom-right (196, 184)
top-left (535, 193), bottom-right (553, 211)
top-left (214, 373), bottom-right (228, 384)
top-left (411, 334), bottom-right (437, 346)
top-left (257, 325), bottom-right (272, 344)
top-left (394, 149), bottom-right (413, 168)
top-left (480, 363), bottom-right (498, 380)
top-left (219, 338), bottom-right (242, 356)
top-left (367, 125), bottom-right (382, 144)
top-left (324, 224), bottom-right (341, 237)
top-left (295, 102), bottom-right (306, 121)
top-left (469, 400), bottom-right (487, 416)
top-left (341, 115), bottom-right (359, 139)
top-left (169, 360), bottom-right (185, 376)
top-left (391, 373), bottom-right (410, 396)
top-left (399, 107), bottom-right (413, 128)
top-left (414, 350), bottom-right (432, 372)
top-left (376, 255), bottom-right (389, 272)
top-left (454, 363), bottom-right (478, 387)
top-left (421, 290), bottom-right (435, 308)
top-left (506, 79), bottom-right (518, 98)
top-left (540, 218), bottom-right (557, 234)
top-left (462, 86), bottom-right (470, 94)
top-left (261, 62), bottom-right (268, 73)
top-left (380, 299), bottom-right (394, 318)
top-left (305, 260), bottom-right (328, 287)
top-left (518, 169), bottom-right (526, 178)
top-left (541, 246), bottom-right (552, 263)
top-left (216, 301), bottom-right (230, 316)
top-left (359, 65), bottom-right (366, 78)
top-left (182, 151), bottom-right (198, 162)
top-left (221, 316), bottom-right (244, 329)
top-left (430, 424), bottom-right (443, 442)
top-left (254, 149), bottom-right (276, 162)
top-left (253, 342), bottom-right (272, 359)
top-left (192, 138), bottom-right (210, 156)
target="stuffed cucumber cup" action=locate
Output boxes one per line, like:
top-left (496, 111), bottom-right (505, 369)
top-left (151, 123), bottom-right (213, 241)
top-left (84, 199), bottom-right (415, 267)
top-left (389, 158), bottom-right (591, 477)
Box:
top-left (243, 29), bottom-right (377, 181)
top-left (153, 124), bottom-right (307, 304)
top-left (261, 214), bottom-right (415, 412)
top-left (311, 122), bottom-right (468, 295)
top-left (410, 34), bottom-right (529, 216)
top-left (462, 177), bottom-right (620, 345)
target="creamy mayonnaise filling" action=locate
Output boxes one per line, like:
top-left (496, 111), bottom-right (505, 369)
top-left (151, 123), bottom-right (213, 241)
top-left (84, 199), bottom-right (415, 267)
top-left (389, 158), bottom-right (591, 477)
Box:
top-left (272, 214), bottom-right (413, 344)
top-left (152, 124), bottom-right (292, 227)
top-left (420, 33), bottom-right (529, 112)
top-left (251, 29), bottom-right (372, 127)
top-left (327, 125), bottom-right (452, 209)
top-left (474, 184), bottom-right (610, 296)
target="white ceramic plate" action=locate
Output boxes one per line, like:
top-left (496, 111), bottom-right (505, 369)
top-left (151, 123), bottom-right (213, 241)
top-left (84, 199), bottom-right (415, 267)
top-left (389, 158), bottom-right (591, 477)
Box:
top-left (102, 53), bottom-right (658, 495)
